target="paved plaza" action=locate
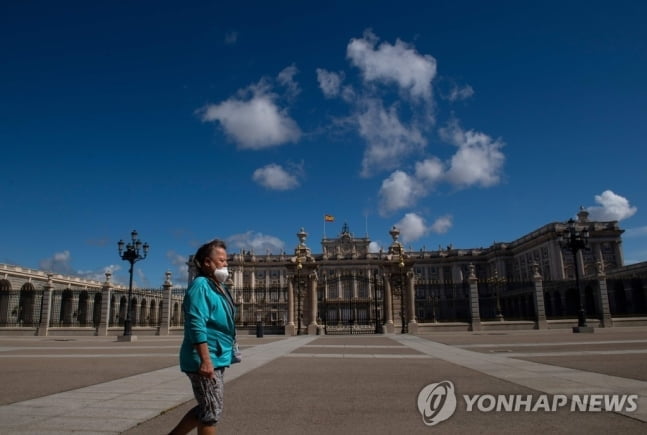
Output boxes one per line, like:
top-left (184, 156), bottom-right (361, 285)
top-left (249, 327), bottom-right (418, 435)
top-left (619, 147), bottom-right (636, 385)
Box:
top-left (0, 327), bottom-right (646, 434)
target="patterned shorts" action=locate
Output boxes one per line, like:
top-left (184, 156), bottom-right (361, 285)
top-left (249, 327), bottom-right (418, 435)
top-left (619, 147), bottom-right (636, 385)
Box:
top-left (186, 369), bottom-right (225, 426)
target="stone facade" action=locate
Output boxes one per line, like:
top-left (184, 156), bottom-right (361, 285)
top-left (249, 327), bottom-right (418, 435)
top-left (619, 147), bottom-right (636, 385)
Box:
top-left (1, 209), bottom-right (645, 336)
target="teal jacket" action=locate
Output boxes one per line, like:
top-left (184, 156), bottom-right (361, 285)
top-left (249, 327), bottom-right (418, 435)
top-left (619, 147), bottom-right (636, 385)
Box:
top-left (179, 276), bottom-right (236, 372)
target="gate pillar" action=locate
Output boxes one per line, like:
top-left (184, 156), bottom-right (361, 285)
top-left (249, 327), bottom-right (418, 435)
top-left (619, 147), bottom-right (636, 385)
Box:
top-left (286, 278), bottom-right (296, 336)
top-left (37, 274), bottom-right (54, 336)
top-left (383, 273), bottom-right (394, 333)
top-left (468, 264), bottom-right (481, 331)
top-left (96, 272), bottom-right (113, 336)
top-left (307, 271), bottom-right (319, 335)
top-left (532, 263), bottom-right (548, 329)
top-left (595, 261), bottom-right (613, 327)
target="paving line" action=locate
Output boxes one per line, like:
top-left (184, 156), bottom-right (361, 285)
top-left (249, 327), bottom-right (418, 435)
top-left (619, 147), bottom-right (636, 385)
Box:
top-left (393, 334), bottom-right (647, 423)
top-left (490, 349), bottom-right (647, 357)
top-left (0, 335), bottom-right (318, 434)
top-left (301, 344), bottom-right (407, 348)
top-left (285, 353), bottom-right (432, 358)
top-left (0, 345), bottom-right (181, 351)
top-left (5, 348), bottom-right (646, 359)
top-left (0, 353), bottom-right (180, 358)
top-left (457, 339), bottom-right (647, 348)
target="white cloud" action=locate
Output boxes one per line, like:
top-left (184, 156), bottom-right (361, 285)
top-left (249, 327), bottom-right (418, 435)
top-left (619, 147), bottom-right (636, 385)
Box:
top-left (167, 251), bottom-right (189, 285)
top-left (378, 170), bottom-right (423, 215)
top-left (429, 215), bottom-right (453, 234)
top-left (252, 163), bottom-right (300, 190)
top-left (395, 213), bottom-right (428, 243)
top-left (376, 120), bottom-right (505, 214)
top-left (586, 190), bottom-right (637, 221)
top-left (347, 29), bottom-right (437, 101)
top-left (447, 84), bottom-right (474, 102)
top-left (316, 68), bottom-right (344, 98)
top-left (368, 241), bottom-right (382, 253)
top-left (440, 120), bottom-right (505, 188)
top-left (277, 64), bottom-right (300, 99)
top-left (357, 99), bottom-right (426, 177)
top-left (39, 250), bottom-right (73, 275)
top-left (40, 251), bottom-right (121, 283)
top-left (414, 157), bottom-right (445, 186)
top-left (76, 265), bottom-right (121, 283)
top-left (314, 30), bottom-right (507, 219)
top-left (199, 78), bottom-right (301, 150)
top-left (341, 87), bottom-right (356, 102)
top-left (378, 159), bottom-right (443, 216)
top-left (227, 231), bottom-right (285, 254)
top-left (392, 213), bottom-right (452, 244)
top-left (224, 31), bottom-right (238, 45)
top-left (316, 30), bottom-right (439, 178)
top-left (135, 268), bottom-right (150, 288)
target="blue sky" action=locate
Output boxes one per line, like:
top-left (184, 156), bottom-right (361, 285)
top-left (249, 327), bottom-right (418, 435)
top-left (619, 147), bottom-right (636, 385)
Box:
top-left (1, 0), bottom-right (646, 288)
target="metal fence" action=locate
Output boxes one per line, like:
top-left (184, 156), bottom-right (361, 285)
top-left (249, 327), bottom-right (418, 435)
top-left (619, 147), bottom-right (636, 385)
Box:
top-left (233, 286), bottom-right (288, 334)
top-left (606, 276), bottom-right (647, 316)
top-left (49, 288), bottom-right (102, 327)
top-left (0, 288), bottom-right (174, 329)
top-left (106, 288), bottom-right (170, 328)
top-left (1, 274), bottom-right (645, 333)
top-left (477, 280), bottom-right (537, 321)
top-left (414, 280), bottom-right (470, 323)
top-left (542, 279), bottom-right (599, 319)
top-left (0, 289), bottom-right (44, 327)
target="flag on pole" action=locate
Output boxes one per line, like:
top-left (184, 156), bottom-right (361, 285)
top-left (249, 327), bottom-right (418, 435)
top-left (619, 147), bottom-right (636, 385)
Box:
top-left (324, 214), bottom-right (335, 222)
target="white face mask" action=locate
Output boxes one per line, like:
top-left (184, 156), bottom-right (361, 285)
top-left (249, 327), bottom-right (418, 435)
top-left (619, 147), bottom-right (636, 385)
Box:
top-left (214, 267), bottom-right (229, 283)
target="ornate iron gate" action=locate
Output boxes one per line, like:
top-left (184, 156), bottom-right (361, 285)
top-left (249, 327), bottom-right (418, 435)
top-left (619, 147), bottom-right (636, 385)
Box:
top-left (317, 274), bottom-right (383, 335)
top-left (234, 286), bottom-right (288, 335)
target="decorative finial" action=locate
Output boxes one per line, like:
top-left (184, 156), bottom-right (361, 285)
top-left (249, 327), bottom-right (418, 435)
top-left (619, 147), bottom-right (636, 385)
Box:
top-left (389, 226), bottom-right (400, 242)
top-left (297, 227), bottom-right (308, 246)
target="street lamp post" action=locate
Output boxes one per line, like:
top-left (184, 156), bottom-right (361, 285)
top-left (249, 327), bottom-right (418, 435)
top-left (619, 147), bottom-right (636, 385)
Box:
top-left (117, 230), bottom-right (149, 337)
top-left (296, 256), bottom-right (303, 335)
top-left (488, 270), bottom-right (505, 321)
top-left (323, 276), bottom-right (328, 335)
top-left (374, 272), bottom-right (383, 334)
top-left (428, 291), bottom-right (437, 323)
top-left (558, 218), bottom-right (591, 333)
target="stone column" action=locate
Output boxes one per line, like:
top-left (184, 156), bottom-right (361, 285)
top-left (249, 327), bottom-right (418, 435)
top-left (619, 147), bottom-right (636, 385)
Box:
top-left (352, 272), bottom-right (358, 298)
top-left (556, 247), bottom-right (566, 279)
top-left (407, 271), bottom-right (418, 334)
top-left (96, 272), bottom-right (113, 336)
top-left (159, 271), bottom-right (173, 336)
top-left (286, 277), bottom-right (295, 336)
top-left (532, 263), bottom-right (548, 329)
top-left (596, 261), bottom-right (613, 327)
top-left (37, 274), bottom-right (54, 336)
top-left (614, 241), bottom-right (625, 268)
top-left (307, 271), bottom-right (319, 335)
top-left (383, 273), bottom-right (394, 333)
top-left (468, 264), bottom-right (481, 331)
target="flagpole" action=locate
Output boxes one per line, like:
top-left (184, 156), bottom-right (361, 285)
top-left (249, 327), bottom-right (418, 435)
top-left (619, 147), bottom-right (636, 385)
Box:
top-left (365, 213), bottom-right (368, 237)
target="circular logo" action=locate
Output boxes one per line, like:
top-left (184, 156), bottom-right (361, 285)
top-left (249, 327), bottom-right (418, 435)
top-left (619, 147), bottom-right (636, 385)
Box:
top-left (417, 380), bottom-right (457, 426)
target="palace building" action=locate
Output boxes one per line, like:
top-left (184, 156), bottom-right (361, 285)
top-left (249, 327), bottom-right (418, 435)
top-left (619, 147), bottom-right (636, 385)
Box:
top-left (221, 208), bottom-right (644, 335)
top-left (1, 208), bottom-right (646, 337)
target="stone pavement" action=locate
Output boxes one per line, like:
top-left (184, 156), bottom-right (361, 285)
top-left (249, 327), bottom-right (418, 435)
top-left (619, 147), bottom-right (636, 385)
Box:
top-left (0, 327), bottom-right (646, 434)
